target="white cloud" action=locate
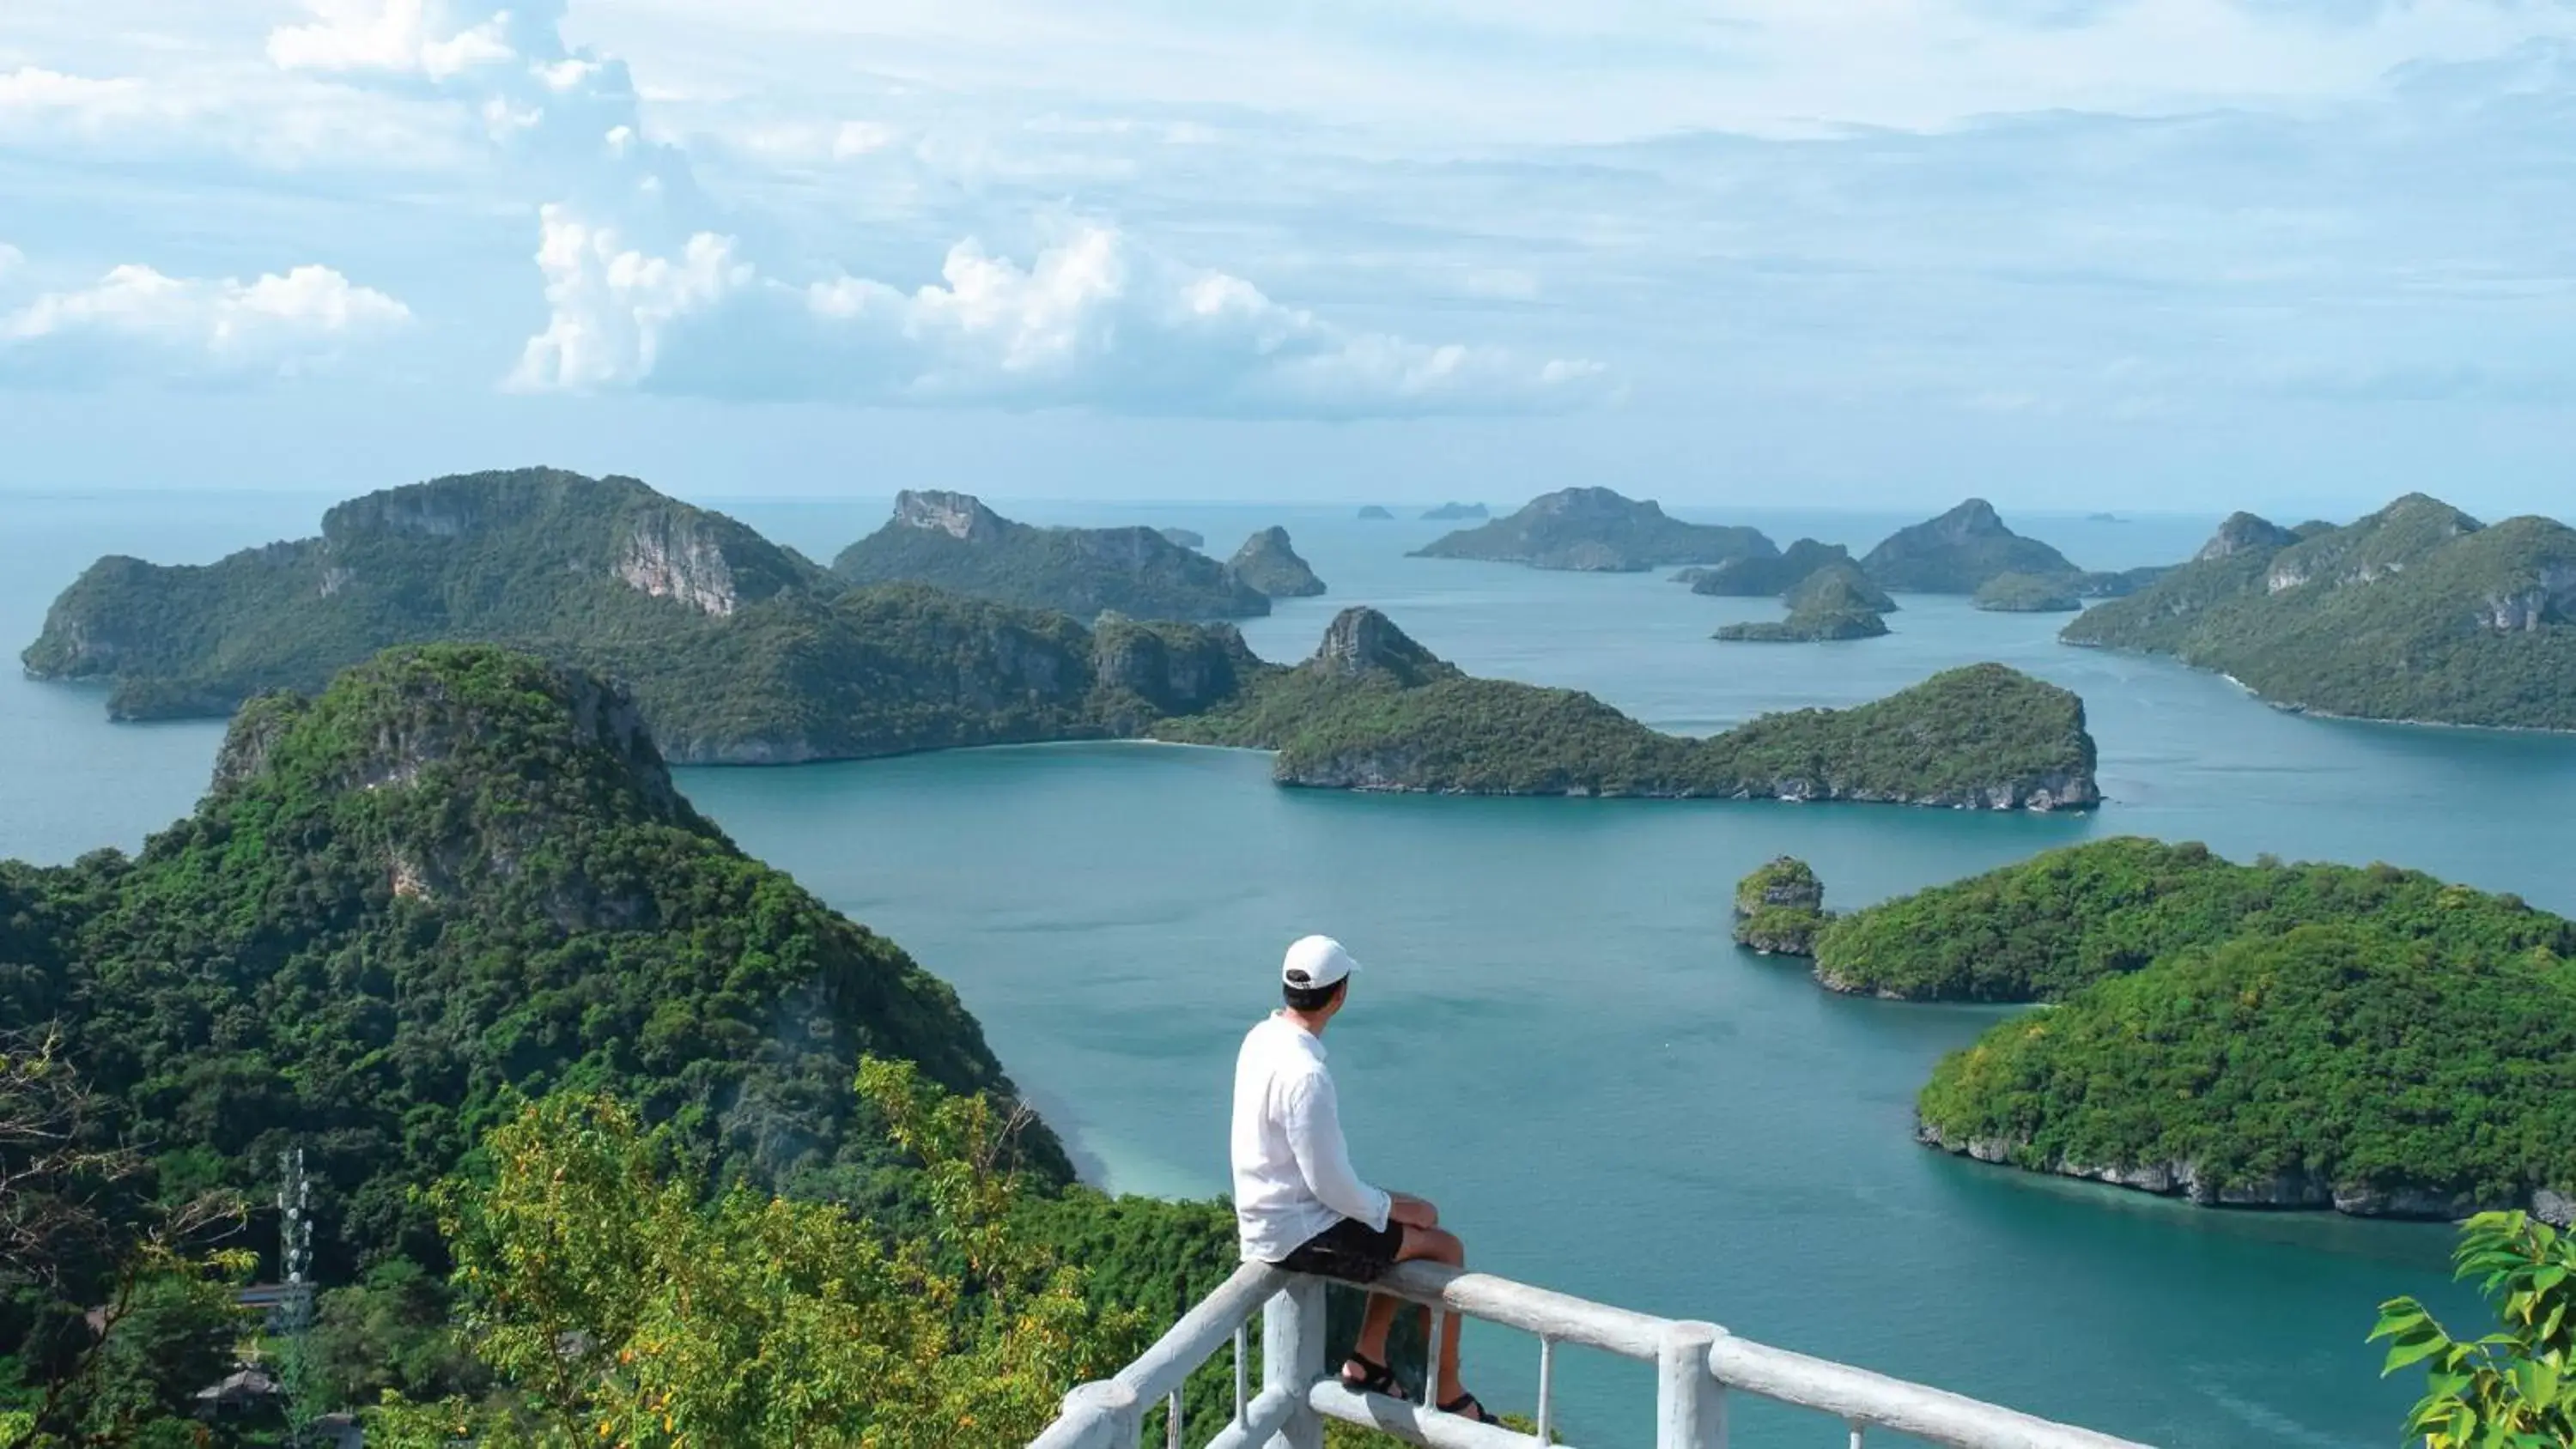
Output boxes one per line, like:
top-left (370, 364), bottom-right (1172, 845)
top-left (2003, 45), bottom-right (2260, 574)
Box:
top-left (507, 205), bottom-right (750, 391)
top-left (507, 209), bottom-right (1605, 415)
top-left (0, 260), bottom-right (411, 380)
top-left (266, 0), bottom-right (526, 81)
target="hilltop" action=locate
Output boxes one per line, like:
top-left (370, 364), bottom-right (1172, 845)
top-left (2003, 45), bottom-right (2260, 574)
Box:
top-left (1168, 608), bottom-right (2096, 808)
top-left (1421, 502), bottom-right (1488, 520)
top-left (1227, 526), bottom-right (1327, 597)
top-left (3, 646), bottom-right (1061, 1282)
top-left (2061, 494), bottom-right (2576, 730)
top-left (1861, 500), bottom-right (2080, 593)
top-left (1412, 488), bottom-right (1777, 572)
top-left (23, 470), bottom-right (1266, 762)
top-left (830, 490), bottom-right (1270, 621)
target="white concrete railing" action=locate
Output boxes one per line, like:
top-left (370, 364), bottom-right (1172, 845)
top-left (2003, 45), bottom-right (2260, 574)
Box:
top-left (1030, 1260), bottom-right (2157, 1449)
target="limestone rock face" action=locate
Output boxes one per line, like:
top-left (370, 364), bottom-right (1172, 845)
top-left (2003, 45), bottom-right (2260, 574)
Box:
top-left (1917, 1119), bottom-right (2573, 1220)
top-left (1309, 607), bottom-right (1459, 687)
top-left (891, 489), bottom-right (1011, 543)
top-left (2196, 511), bottom-right (2300, 561)
top-left (617, 511), bottom-right (745, 616)
top-left (1228, 526), bottom-right (1327, 597)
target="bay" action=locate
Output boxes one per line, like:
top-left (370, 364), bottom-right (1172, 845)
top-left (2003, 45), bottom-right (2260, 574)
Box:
top-left (9, 490), bottom-right (2574, 1446)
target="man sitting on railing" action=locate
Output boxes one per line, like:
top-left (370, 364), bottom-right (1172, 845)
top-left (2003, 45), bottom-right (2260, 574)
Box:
top-left (1229, 934), bottom-right (1501, 1426)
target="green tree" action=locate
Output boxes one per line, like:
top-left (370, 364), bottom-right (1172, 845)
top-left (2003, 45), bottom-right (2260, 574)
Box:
top-left (2372, 1211), bottom-right (2576, 1447)
top-left (368, 1060), bottom-right (1143, 1449)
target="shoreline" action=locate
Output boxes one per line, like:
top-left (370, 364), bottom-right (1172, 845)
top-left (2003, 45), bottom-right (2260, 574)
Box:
top-left (2060, 642), bottom-right (2576, 737)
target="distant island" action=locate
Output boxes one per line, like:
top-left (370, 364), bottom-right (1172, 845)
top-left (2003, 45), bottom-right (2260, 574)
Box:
top-left (1167, 607), bottom-right (2097, 808)
top-left (1714, 565), bottom-right (1893, 642)
top-left (1412, 487), bottom-right (1777, 572)
top-left (1734, 857), bottom-right (1826, 954)
top-left (832, 490), bottom-right (1270, 621)
top-left (1972, 572), bottom-right (2083, 613)
top-left (22, 469), bottom-right (1267, 760)
top-left (1158, 527), bottom-right (1206, 549)
top-left (1861, 500), bottom-right (2081, 593)
top-left (1227, 526), bottom-right (1327, 597)
top-left (1357, 506), bottom-right (1396, 520)
top-left (23, 468), bottom-right (2096, 809)
top-left (2061, 494), bottom-right (2576, 731)
top-left (1421, 502), bottom-right (1489, 520)
top-left (2087, 512), bottom-right (2123, 523)
top-left (1682, 538), bottom-right (1870, 600)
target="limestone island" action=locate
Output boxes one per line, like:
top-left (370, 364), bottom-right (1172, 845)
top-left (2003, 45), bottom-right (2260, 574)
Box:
top-left (22, 468), bottom-right (2093, 805)
top-left (1421, 502), bottom-right (1489, 520)
top-left (1971, 572), bottom-right (2084, 613)
top-left (832, 490), bottom-right (1268, 621)
top-left (1158, 527), bottom-right (1206, 549)
top-left (1682, 539), bottom-right (1873, 600)
top-left (1859, 499), bottom-right (2081, 594)
top-left (1412, 487), bottom-right (1777, 573)
top-left (1792, 836), bottom-right (2576, 1220)
top-left (2060, 494), bottom-right (2576, 731)
top-left (1357, 506), bottom-right (1396, 520)
top-left (1227, 526), bottom-right (1327, 597)
top-left (1714, 565), bottom-right (1893, 642)
top-left (1733, 857), bottom-right (1826, 955)
top-left (1165, 606), bottom-right (2098, 808)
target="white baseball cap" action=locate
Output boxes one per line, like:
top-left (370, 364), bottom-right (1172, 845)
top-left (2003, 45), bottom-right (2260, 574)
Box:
top-left (1282, 935), bottom-right (1362, 990)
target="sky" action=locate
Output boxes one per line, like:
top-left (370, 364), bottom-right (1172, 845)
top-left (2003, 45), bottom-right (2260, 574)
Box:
top-left (3, 0), bottom-right (2573, 516)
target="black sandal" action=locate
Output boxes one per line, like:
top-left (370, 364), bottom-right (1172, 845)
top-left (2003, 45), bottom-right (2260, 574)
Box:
top-left (1438, 1391), bottom-right (1502, 1425)
top-left (1340, 1352), bottom-right (1406, 1400)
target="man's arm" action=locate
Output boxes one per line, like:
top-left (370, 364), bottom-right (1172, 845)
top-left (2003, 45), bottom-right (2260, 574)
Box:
top-left (1285, 1075), bottom-right (1393, 1232)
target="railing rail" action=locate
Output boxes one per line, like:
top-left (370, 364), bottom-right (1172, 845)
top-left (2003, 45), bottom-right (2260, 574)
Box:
top-left (1034, 1260), bottom-right (2156, 1449)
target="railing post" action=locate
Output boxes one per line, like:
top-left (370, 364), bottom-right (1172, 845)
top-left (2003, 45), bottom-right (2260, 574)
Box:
top-left (1656, 1320), bottom-right (1727, 1449)
top-left (1064, 1379), bottom-right (1145, 1449)
top-left (1261, 1276), bottom-right (1327, 1449)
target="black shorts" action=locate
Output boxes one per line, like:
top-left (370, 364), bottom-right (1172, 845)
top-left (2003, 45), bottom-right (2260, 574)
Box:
top-left (1271, 1216), bottom-right (1406, 1282)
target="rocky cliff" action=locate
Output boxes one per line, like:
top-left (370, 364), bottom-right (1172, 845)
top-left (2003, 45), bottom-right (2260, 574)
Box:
top-left (834, 490), bottom-right (1269, 621)
top-left (1227, 526), bottom-right (1327, 597)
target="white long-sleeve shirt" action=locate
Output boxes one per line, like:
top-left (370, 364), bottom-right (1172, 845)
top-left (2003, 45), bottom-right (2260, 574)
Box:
top-left (1230, 1013), bottom-right (1392, 1263)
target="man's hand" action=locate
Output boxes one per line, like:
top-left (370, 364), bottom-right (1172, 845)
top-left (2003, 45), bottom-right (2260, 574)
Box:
top-left (1388, 1192), bottom-right (1440, 1230)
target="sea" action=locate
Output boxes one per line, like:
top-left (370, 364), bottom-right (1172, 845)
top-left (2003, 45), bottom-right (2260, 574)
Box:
top-left (9, 490), bottom-right (2576, 1447)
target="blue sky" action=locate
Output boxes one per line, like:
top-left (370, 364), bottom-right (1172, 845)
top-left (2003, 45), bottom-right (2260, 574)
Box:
top-left (3, 0), bottom-right (2573, 516)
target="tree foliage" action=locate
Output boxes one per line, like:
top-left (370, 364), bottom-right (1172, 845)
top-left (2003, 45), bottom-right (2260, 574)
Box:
top-left (2372, 1211), bottom-right (2576, 1446)
top-left (1817, 837), bottom-right (2575, 1002)
top-left (1918, 925), bottom-right (2576, 1210)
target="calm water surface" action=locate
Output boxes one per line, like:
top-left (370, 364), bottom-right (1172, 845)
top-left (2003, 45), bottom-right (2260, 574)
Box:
top-left (9, 491), bottom-right (2576, 1446)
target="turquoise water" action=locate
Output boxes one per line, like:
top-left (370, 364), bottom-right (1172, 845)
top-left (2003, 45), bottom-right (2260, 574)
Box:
top-left (10, 491), bottom-right (2576, 1446)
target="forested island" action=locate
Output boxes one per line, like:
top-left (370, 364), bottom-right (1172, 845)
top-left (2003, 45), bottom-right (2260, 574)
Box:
top-left (1166, 608), bottom-right (2097, 807)
top-left (1972, 572), bottom-right (2083, 613)
top-left (1680, 538), bottom-right (1864, 598)
top-left (1859, 500), bottom-right (2080, 593)
top-left (0, 646), bottom-right (1247, 1440)
top-left (1713, 567), bottom-right (1893, 642)
top-left (29, 470), bottom-right (2096, 809)
top-left (1421, 502), bottom-right (1488, 520)
top-left (1743, 837), bottom-right (2576, 1221)
top-left (1733, 857), bottom-right (1826, 954)
top-left (1412, 487), bottom-right (1777, 572)
top-left (2061, 494), bottom-right (2576, 731)
top-left (831, 489), bottom-right (1271, 620)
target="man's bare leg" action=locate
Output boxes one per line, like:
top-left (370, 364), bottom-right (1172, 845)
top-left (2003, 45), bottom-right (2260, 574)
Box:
top-left (1345, 1219), bottom-right (1471, 1405)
